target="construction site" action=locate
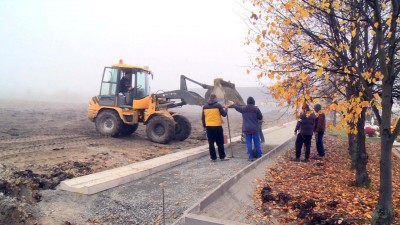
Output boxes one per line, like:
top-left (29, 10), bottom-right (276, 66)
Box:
top-left (0, 62), bottom-right (295, 224)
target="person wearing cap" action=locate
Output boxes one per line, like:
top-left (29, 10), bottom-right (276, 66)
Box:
top-left (314, 104), bottom-right (326, 157)
top-left (233, 96), bottom-right (263, 161)
top-left (202, 94), bottom-right (229, 162)
top-left (294, 103), bottom-right (316, 162)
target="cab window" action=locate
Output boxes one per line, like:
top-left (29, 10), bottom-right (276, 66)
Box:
top-left (100, 67), bottom-right (119, 96)
top-left (135, 70), bottom-right (151, 99)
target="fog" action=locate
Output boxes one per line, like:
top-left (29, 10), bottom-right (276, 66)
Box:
top-left (0, 0), bottom-right (268, 103)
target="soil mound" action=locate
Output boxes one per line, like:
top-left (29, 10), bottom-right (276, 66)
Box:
top-left (0, 193), bottom-right (36, 225)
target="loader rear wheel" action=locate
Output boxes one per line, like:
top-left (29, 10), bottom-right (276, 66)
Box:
top-left (146, 115), bottom-right (175, 144)
top-left (95, 110), bottom-right (123, 137)
top-left (173, 115), bottom-right (191, 141)
top-left (119, 124), bottom-right (139, 136)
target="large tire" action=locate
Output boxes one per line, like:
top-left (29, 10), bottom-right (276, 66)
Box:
top-left (95, 110), bottom-right (123, 137)
top-left (119, 124), bottom-right (139, 136)
top-left (173, 115), bottom-right (191, 141)
top-left (146, 115), bottom-right (175, 144)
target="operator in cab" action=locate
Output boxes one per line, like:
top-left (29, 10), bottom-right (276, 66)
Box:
top-left (119, 72), bottom-right (132, 93)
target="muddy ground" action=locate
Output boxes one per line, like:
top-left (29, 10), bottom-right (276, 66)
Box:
top-left (0, 100), bottom-right (292, 224)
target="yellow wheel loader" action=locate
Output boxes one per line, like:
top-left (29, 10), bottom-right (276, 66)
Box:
top-left (88, 60), bottom-right (206, 144)
top-left (88, 60), bottom-right (244, 144)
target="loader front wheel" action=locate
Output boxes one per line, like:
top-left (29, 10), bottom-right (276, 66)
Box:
top-left (95, 110), bottom-right (123, 137)
top-left (119, 124), bottom-right (139, 136)
top-left (173, 115), bottom-right (191, 141)
top-left (146, 115), bottom-right (175, 144)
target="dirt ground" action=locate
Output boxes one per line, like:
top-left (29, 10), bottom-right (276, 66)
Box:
top-left (0, 100), bottom-right (292, 224)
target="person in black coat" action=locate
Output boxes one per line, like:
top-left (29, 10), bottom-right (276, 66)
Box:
top-left (233, 97), bottom-right (263, 161)
top-left (314, 104), bottom-right (326, 157)
top-left (294, 103), bottom-right (316, 162)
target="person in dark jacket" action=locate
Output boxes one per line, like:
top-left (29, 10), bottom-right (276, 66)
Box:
top-left (314, 104), bottom-right (326, 157)
top-left (119, 73), bottom-right (132, 93)
top-left (202, 94), bottom-right (229, 162)
top-left (294, 103), bottom-right (316, 162)
top-left (233, 97), bottom-right (263, 161)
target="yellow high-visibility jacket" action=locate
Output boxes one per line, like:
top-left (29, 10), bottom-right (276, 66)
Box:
top-left (202, 101), bottom-right (227, 127)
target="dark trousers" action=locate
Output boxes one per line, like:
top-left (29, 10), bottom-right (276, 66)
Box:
top-left (295, 134), bottom-right (312, 159)
top-left (316, 131), bottom-right (325, 156)
top-left (206, 126), bottom-right (226, 160)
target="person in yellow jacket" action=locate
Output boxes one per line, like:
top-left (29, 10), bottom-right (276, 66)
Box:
top-left (201, 94), bottom-right (229, 162)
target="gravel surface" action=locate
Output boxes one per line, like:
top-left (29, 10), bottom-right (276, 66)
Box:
top-left (36, 141), bottom-right (264, 225)
top-left (0, 90), bottom-right (294, 225)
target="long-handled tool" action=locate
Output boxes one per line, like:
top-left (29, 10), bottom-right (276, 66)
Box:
top-left (225, 108), bottom-right (234, 158)
top-left (211, 79), bottom-right (240, 158)
top-left (180, 75), bottom-right (244, 157)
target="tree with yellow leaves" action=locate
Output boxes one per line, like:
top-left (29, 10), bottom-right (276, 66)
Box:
top-left (245, 0), bottom-right (399, 223)
top-left (246, 0), bottom-right (374, 186)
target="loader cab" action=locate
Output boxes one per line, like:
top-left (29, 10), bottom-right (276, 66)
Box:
top-left (98, 64), bottom-right (153, 107)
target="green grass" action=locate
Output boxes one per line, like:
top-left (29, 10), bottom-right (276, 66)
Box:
top-left (366, 136), bottom-right (381, 143)
top-left (329, 128), bottom-right (348, 141)
top-left (329, 128), bottom-right (381, 143)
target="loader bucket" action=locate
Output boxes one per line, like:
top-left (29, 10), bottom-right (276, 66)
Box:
top-left (205, 78), bottom-right (245, 105)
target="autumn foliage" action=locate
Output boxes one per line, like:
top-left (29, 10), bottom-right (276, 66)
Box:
top-left (244, 0), bottom-right (395, 132)
top-left (253, 134), bottom-right (400, 224)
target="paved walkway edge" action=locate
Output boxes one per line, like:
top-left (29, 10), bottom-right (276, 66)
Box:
top-left (174, 135), bottom-right (296, 225)
top-left (57, 124), bottom-right (290, 195)
top-left (58, 144), bottom-right (208, 195)
top-left (183, 214), bottom-right (249, 225)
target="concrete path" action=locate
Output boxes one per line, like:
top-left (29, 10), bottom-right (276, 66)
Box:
top-left (178, 128), bottom-right (400, 225)
top-left (54, 122), bottom-right (400, 225)
top-left (175, 122), bottom-right (297, 225)
top-left (43, 123), bottom-right (400, 225)
top-left (59, 144), bottom-right (212, 195)
top-left (58, 122), bottom-right (296, 195)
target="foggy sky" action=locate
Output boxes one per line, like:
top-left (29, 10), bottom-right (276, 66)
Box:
top-left (0, 0), bottom-right (266, 103)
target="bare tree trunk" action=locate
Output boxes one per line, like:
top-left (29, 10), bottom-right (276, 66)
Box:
top-left (372, 105), bottom-right (395, 224)
top-left (347, 111), bottom-right (370, 187)
top-left (372, 80), bottom-right (395, 224)
top-left (370, 0), bottom-right (396, 221)
top-left (348, 133), bottom-right (356, 170)
top-left (355, 109), bottom-right (370, 187)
